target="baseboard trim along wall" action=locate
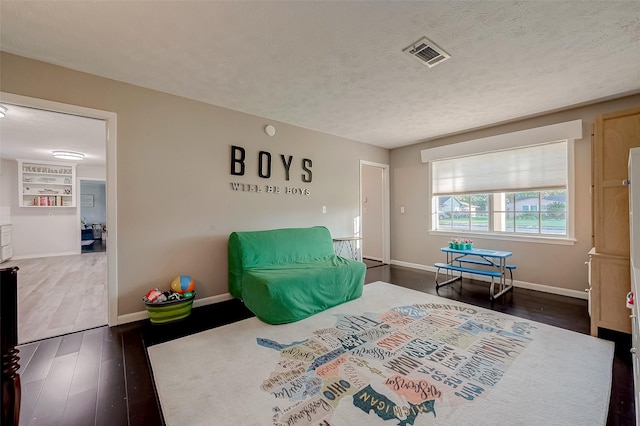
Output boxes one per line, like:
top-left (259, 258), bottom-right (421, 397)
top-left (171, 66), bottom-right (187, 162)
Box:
top-left (390, 259), bottom-right (588, 300)
top-left (12, 251), bottom-right (80, 260)
top-left (117, 292), bottom-right (234, 325)
top-left (118, 260), bottom-right (587, 325)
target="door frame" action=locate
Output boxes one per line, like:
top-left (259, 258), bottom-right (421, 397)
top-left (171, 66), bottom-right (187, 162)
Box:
top-left (359, 160), bottom-right (390, 264)
top-left (1, 92), bottom-right (118, 327)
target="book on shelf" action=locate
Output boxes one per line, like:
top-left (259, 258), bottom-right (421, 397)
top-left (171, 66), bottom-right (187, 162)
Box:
top-left (28, 195), bottom-right (70, 206)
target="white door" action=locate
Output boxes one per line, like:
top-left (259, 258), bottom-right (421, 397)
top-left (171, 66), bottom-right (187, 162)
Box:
top-left (360, 161), bottom-right (390, 264)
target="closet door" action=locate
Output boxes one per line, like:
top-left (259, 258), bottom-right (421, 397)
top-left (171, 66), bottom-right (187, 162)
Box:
top-left (593, 107), bottom-right (640, 256)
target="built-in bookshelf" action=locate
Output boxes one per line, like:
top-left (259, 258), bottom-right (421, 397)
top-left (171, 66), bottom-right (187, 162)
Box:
top-left (18, 159), bottom-right (76, 207)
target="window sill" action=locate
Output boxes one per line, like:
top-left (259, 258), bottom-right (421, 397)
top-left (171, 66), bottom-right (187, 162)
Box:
top-left (428, 230), bottom-right (576, 246)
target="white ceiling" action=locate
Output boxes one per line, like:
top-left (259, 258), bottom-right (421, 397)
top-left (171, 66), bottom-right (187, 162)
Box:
top-left (0, 1), bottom-right (639, 161)
top-left (0, 104), bottom-right (107, 167)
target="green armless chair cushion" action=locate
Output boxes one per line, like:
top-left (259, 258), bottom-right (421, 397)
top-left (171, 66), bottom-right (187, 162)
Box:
top-left (228, 226), bottom-right (365, 324)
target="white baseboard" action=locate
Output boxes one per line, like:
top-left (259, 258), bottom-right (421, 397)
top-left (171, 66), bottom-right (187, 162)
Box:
top-left (390, 259), bottom-right (588, 300)
top-left (117, 292), bottom-right (234, 325)
top-left (12, 251), bottom-right (80, 260)
top-left (116, 260), bottom-right (588, 325)
top-left (193, 293), bottom-right (234, 308)
top-left (391, 260), bottom-right (433, 272)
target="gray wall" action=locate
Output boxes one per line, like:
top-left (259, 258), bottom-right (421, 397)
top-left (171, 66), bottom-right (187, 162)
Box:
top-left (389, 93), bottom-right (640, 294)
top-left (3, 50), bottom-right (638, 314)
top-left (1, 52), bottom-right (389, 316)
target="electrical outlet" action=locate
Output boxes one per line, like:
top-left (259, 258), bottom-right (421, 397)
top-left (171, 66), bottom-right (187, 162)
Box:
top-left (322, 206), bottom-right (326, 213)
top-left (400, 207), bottom-right (405, 213)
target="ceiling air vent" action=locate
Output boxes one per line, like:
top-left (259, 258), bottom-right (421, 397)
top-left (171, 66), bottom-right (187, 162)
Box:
top-left (403, 37), bottom-right (450, 68)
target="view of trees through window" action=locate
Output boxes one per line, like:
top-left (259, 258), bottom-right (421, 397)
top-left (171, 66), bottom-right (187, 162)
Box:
top-left (435, 190), bottom-right (567, 235)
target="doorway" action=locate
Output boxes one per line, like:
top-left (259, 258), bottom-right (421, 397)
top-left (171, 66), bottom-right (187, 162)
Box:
top-left (0, 92), bottom-right (118, 343)
top-left (360, 161), bottom-right (390, 268)
top-left (80, 179), bottom-right (107, 253)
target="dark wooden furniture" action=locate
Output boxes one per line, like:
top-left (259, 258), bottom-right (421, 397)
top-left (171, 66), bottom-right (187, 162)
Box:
top-left (1, 266), bottom-right (20, 426)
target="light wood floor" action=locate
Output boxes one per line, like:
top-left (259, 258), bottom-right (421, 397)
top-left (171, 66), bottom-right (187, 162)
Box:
top-left (7, 252), bottom-right (107, 344)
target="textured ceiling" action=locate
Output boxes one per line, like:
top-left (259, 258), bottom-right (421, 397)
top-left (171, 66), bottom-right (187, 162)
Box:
top-left (1, 1), bottom-right (639, 150)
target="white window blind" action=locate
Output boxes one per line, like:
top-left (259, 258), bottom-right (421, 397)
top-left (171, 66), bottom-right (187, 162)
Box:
top-left (431, 141), bottom-right (568, 195)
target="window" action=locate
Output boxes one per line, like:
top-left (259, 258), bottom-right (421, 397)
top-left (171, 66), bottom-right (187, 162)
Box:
top-left (421, 120), bottom-right (581, 241)
top-left (430, 141), bottom-right (570, 238)
top-left (435, 190), bottom-right (567, 235)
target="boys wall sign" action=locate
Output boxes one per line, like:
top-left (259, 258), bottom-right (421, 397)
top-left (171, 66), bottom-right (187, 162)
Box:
top-left (229, 145), bottom-right (312, 195)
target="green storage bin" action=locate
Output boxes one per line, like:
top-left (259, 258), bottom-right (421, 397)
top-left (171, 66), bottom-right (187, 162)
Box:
top-left (144, 292), bottom-right (195, 324)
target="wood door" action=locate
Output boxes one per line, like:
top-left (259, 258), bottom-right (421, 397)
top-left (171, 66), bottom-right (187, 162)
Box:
top-left (590, 252), bottom-right (631, 335)
top-left (594, 107), bottom-right (640, 256)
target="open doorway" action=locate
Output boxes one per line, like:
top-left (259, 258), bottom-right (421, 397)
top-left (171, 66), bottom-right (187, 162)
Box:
top-left (360, 161), bottom-right (390, 268)
top-left (80, 179), bottom-right (107, 253)
top-left (0, 93), bottom-right (117, 343)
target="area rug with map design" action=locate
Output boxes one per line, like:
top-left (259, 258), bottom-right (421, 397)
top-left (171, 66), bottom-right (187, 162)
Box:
top-left (147, 281), bottom-right (613, 425)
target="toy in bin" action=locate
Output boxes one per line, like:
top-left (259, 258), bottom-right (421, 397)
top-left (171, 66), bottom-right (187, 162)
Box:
top-left (143, 288), bottom-right (167, 304)
top-left (171, 275), bottom-right (195, 294)
top-left (143, 275), bottom-right (196, 324)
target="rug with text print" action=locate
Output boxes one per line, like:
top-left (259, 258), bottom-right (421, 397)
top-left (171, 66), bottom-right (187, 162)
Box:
top-left (148, 282), bottom-right (614, 426)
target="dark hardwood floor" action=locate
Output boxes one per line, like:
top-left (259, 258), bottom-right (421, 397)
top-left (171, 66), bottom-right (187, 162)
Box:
top-left (15, 264), bottom-right (634, 425)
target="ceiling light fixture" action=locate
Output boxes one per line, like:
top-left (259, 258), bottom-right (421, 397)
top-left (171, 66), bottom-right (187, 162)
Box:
top-left (52, 151), bottom-right (85, 160)
top-left (0, 105), bottom-right (7, 118)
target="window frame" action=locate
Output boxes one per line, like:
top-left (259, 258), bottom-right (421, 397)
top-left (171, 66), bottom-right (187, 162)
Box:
top-left (427, 140), bottom-right (576, 245)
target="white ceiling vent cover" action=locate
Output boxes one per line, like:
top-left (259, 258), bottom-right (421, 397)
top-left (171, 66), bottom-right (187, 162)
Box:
top-left (403, 37), bottom-right (450, 68)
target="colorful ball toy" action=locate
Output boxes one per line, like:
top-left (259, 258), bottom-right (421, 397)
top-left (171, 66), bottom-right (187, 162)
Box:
top-left (171, 275), bottom-right (195, 294)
